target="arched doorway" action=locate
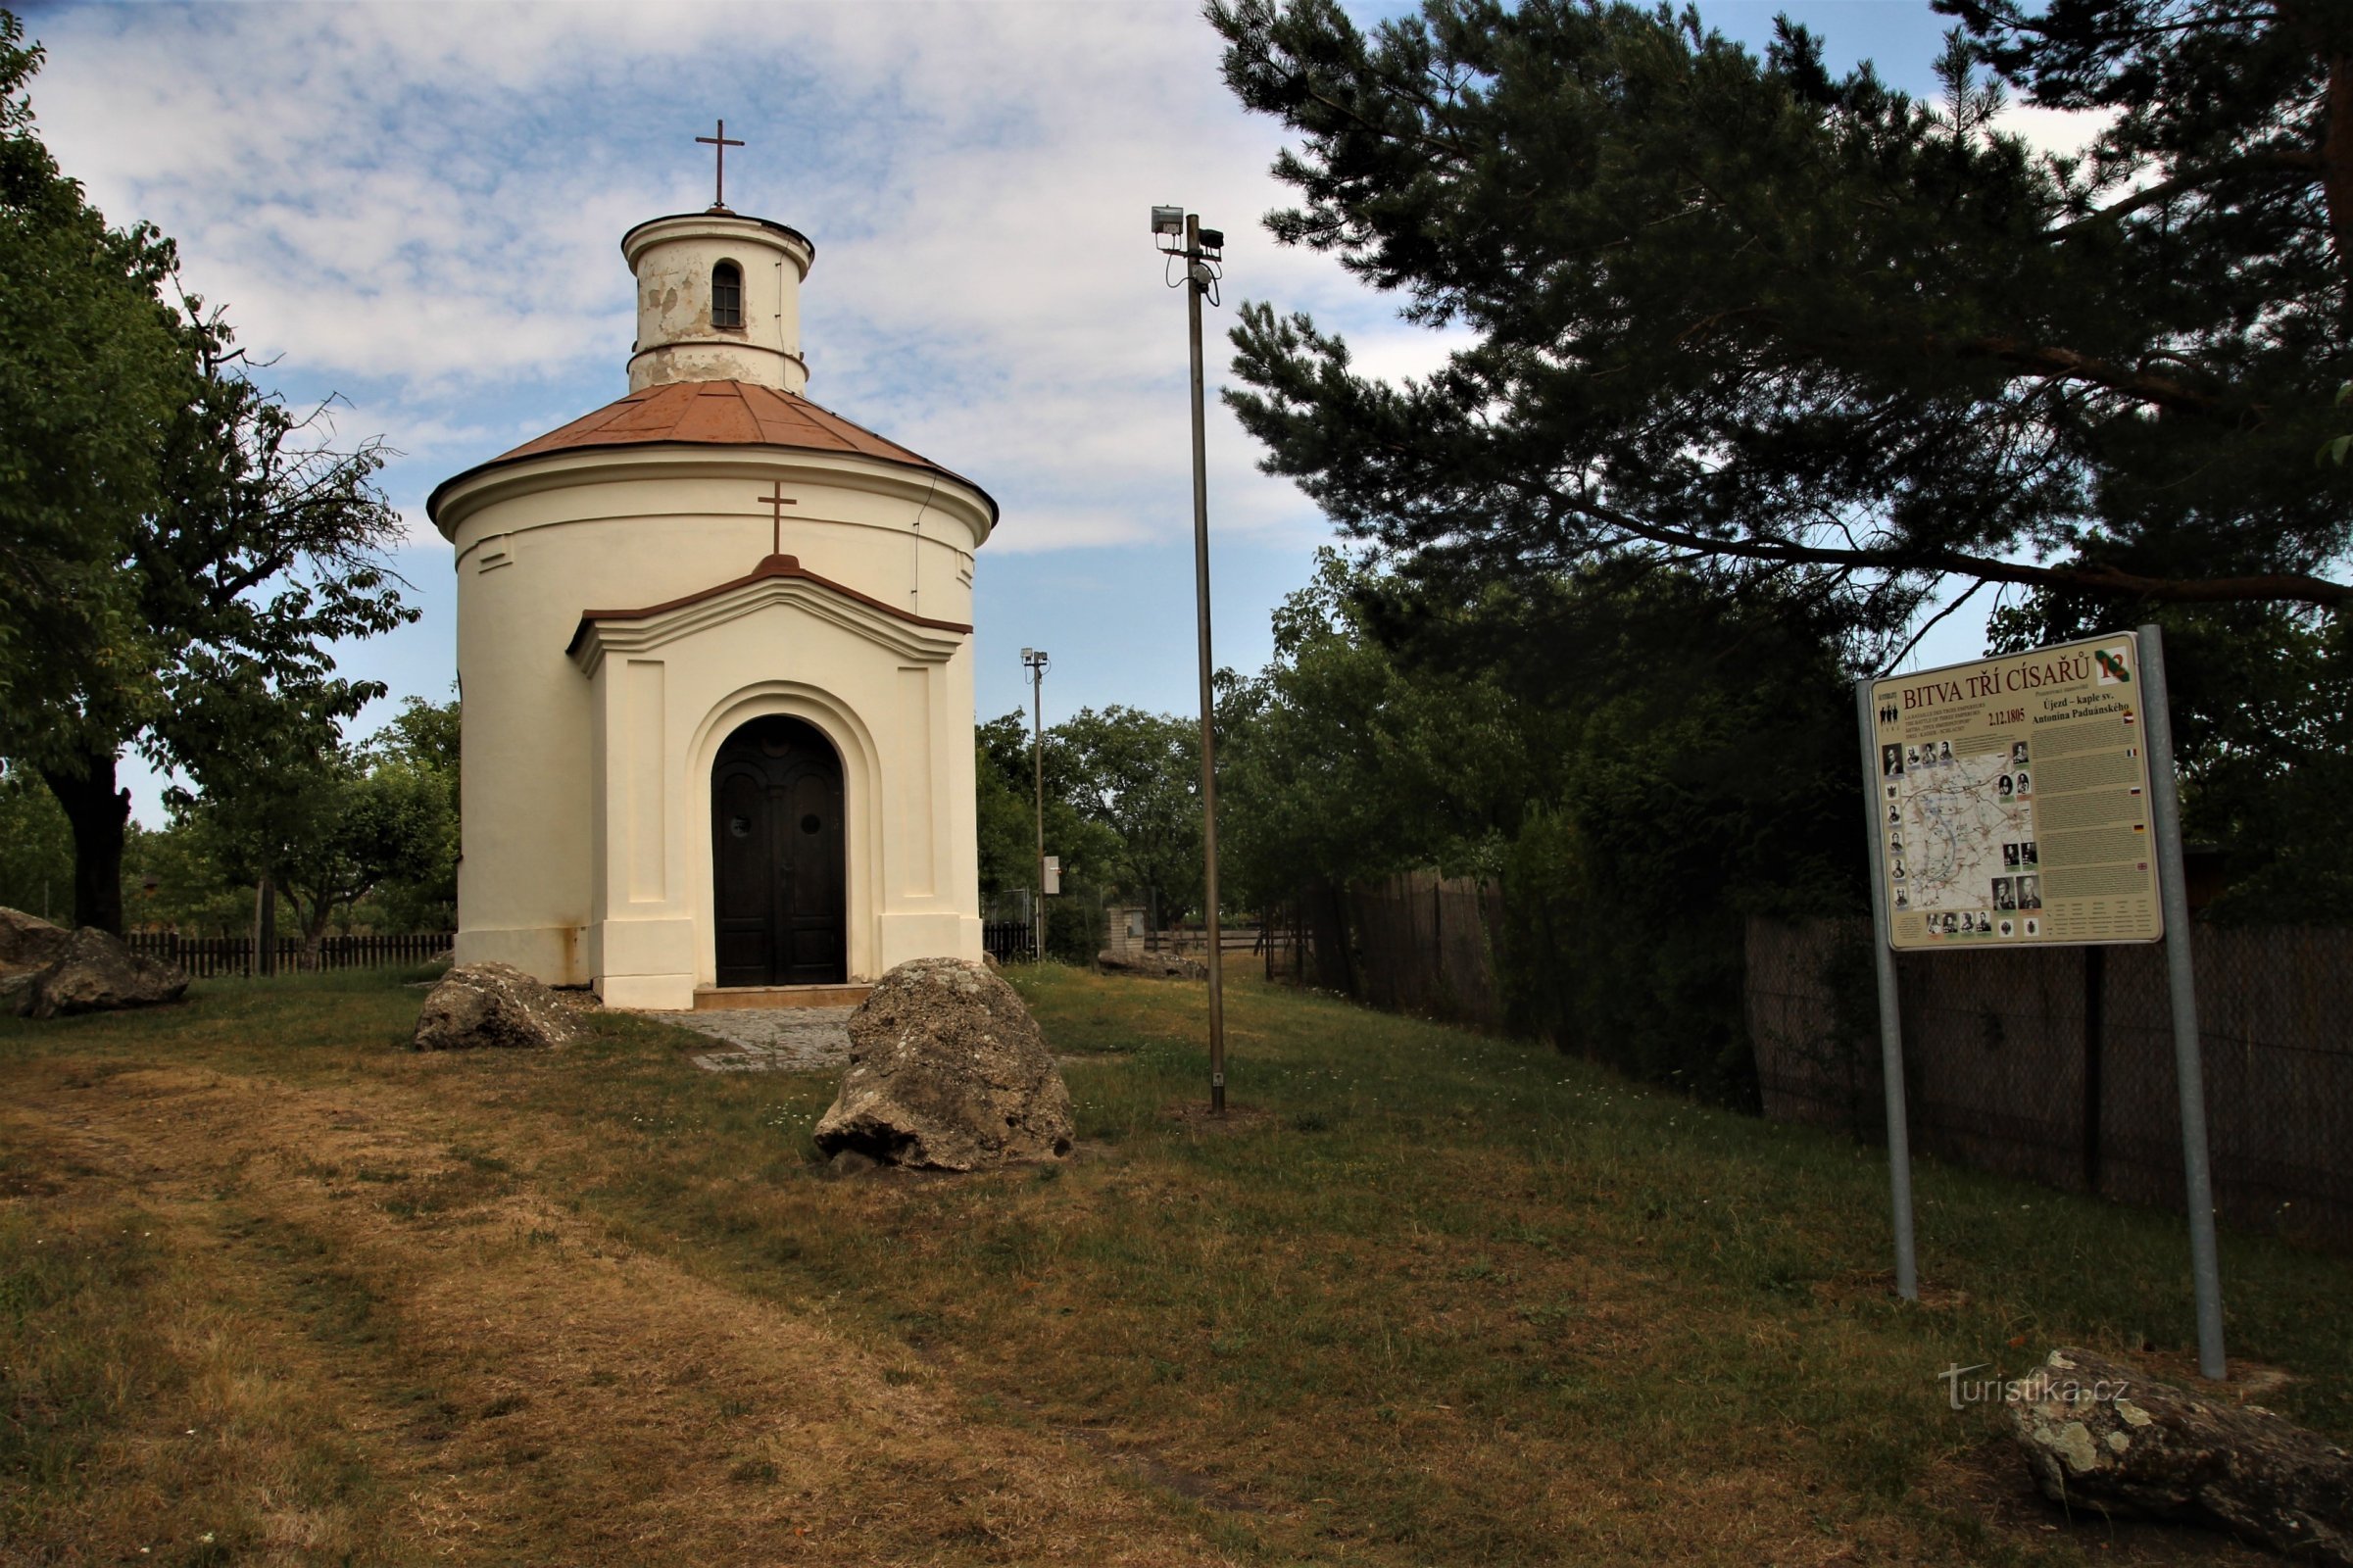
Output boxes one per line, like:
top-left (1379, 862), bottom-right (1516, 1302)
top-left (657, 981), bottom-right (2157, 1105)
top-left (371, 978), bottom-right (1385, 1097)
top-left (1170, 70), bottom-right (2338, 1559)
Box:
top-left (711, 715), bottom-right (846, 987)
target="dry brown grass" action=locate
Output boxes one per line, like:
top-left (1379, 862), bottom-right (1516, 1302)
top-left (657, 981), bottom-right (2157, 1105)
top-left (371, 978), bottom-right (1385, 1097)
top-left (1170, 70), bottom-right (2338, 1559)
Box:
top-left (2, 963), bottom-right (2344, 1567)
top-left (2, 1059), bottom-right (1243, 1566)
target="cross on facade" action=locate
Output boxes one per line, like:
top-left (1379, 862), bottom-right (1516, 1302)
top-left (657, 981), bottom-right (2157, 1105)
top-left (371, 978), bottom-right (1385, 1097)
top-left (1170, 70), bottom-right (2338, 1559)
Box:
top-left (696, 119), bottom-right (745, 211)
top-left (759, 479), bottom-right (797, 556)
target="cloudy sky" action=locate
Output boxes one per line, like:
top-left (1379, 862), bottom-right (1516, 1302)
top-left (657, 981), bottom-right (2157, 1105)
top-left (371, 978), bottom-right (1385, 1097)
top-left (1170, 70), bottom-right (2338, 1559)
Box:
top-left (17, 0), bottom-right (2034, 821)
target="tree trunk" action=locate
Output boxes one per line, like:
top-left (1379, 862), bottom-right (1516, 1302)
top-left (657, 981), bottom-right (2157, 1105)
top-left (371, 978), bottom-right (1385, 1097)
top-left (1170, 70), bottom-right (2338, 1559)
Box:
top-left (253, 876), bottom-right (275, 977)
top-left (36, 749), bottom-right (129, 937)
top-left (302, 895), bottom-right (332, 972)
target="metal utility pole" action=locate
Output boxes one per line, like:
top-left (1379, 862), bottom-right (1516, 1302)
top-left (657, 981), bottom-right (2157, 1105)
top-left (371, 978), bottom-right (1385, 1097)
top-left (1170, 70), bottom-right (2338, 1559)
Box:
top-left (1152, 204), bottom-right (1228, 1113)
top-left (1022, 647), bottom-right (1050, 963)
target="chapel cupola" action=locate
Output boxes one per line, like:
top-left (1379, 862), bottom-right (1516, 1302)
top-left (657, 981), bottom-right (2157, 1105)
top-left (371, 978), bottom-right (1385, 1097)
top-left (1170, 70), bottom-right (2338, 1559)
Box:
top-left (621, 210), bottom-right (814, 394)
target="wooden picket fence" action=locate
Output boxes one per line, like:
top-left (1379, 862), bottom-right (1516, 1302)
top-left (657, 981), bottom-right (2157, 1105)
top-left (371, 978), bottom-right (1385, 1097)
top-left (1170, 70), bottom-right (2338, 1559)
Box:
top-left (125, 931), bottom-right (454, 979)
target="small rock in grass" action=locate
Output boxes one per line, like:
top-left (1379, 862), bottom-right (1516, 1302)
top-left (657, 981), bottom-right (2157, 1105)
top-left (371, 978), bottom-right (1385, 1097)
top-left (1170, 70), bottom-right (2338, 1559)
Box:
top-left (1096, 948), bottom-right (1207, 981)
top-left (413, 962), bottom-right (573, 1052)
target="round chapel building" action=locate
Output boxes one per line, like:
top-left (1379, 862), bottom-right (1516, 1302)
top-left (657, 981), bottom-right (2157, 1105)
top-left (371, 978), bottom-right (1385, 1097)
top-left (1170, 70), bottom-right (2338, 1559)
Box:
top-left (428, 204), bottom-right (994, 1010)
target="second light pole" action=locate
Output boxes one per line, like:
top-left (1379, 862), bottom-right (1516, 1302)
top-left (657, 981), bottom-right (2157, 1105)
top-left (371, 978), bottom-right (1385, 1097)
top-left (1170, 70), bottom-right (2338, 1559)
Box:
top-left (1152, 204), bottom-right (1227, 1114)
top-left (1021, 646), bottom-right (1050, 963)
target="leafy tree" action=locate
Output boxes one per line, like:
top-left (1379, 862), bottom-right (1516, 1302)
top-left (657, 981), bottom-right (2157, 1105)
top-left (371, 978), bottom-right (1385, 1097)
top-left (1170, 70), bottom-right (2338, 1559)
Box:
top-left (118, 818), bottom-right (253, 938)
top-left (1221, 549), bottom-right (1534, 907)
top-left (1990, 594), bottom-right (2353, 920)
top-left (976, 720), bottom-right (1041, 900)
top-left (0, 761), bottom-right (71, 920)
top-left (0, 13), bottom-right (186, 717)
top-left (0, 22), bottom-right (412, 935)
top-left (974, 711), bottom-right (1121, 905)
top-left (1054, 707), bottom-right (1207, 921)
top-left (350, 695), bottom-right (461, 932)
top-left (177, 738), bottom-right (455, 962)
top-left (1210, 0), bottom-right (2353, 650)
top-left (1223, 549), bottom-right (1857, 1101)
top-left (1479, 567), bottom-right (1862, 1102)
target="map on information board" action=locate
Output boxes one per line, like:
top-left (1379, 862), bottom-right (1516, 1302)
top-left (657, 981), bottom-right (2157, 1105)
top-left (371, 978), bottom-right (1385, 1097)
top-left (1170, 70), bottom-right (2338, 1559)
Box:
top-left (1868, 633), bottom-right (2162, 951)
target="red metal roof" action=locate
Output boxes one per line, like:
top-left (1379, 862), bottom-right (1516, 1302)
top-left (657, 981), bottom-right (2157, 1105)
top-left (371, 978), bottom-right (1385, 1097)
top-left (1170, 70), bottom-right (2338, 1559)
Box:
top-left (428, 380), bottom-right (997, 524)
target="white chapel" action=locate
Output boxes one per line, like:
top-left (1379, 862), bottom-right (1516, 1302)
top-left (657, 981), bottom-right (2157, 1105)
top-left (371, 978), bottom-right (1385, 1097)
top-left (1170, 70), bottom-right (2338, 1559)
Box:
top-left (427, 182), bottom-right (995, 1010)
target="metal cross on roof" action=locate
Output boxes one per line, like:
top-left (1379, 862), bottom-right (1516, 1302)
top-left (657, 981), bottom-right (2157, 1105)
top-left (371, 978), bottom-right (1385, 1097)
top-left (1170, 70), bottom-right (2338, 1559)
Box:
top-left (759, 479), bottom-right (797, 557)
top-left (696, 119), bottom-right (745, 211)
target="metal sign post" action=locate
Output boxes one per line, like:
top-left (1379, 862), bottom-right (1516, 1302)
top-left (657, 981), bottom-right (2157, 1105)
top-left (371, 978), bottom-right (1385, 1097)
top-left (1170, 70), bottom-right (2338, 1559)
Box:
top-left (2136, 624), bottom-right (2228, 1380)
top-left (1853, 678), bottom-right (1920, 1300)
top-left (1860, 629), bottom-right (2225, 1372)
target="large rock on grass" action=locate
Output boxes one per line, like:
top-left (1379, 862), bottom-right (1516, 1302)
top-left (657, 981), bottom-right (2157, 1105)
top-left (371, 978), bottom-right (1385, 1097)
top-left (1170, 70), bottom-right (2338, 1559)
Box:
top-left (813, 956), bottom-right (1072, 1170)
top-left (2008, 1347), bottom-right (2353, 1564)
top-left (413, 961), bottom-right (573, 1052)
top-left (15, 926), bottom-right (189, 1019)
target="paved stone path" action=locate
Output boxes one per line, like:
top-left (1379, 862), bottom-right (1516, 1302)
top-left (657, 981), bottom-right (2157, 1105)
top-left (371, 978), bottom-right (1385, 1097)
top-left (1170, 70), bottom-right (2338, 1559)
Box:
top-left (655, 1005), bottom-right (855, 1073)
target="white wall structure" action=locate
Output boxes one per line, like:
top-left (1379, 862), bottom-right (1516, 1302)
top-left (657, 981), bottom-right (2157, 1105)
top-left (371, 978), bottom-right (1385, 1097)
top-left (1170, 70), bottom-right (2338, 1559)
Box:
top-left (429, 208), bottom-right (995, 1010)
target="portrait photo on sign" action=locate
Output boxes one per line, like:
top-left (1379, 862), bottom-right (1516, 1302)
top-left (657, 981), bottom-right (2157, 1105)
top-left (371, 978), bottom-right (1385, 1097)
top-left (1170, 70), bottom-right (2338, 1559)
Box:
top-left (2011, 741), bottom-right (2029, 765)
top-left (1993, 877), bottom-right (2016, 911)
top-left (1883, 744), bottom-right (1904, 777)
top-left (2019, 875), bottom-right (2042, 910)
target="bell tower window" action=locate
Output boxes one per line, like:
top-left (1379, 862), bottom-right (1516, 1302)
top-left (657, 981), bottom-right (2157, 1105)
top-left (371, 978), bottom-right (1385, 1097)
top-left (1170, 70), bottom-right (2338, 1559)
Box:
top-left (711, 260), bottom-right (744, 329)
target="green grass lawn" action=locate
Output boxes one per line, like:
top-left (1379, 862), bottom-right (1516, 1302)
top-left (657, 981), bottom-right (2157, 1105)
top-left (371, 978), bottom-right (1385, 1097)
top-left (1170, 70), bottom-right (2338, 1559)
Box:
top-left (2, 960), bottom-right (2344, 1565)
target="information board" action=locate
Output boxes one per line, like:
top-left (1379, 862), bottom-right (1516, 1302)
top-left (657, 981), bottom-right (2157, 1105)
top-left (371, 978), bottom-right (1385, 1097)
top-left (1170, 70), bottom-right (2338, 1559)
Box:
top-left (1867, 632), bottom-right (2161, 950)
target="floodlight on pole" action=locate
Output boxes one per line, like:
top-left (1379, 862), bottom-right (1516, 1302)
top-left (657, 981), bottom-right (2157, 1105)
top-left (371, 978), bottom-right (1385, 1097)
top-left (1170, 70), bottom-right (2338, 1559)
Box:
top-left (1152, 204), bottom-right (1228, 1115)
top-left (1021, 647), bottom-right (1051, 963)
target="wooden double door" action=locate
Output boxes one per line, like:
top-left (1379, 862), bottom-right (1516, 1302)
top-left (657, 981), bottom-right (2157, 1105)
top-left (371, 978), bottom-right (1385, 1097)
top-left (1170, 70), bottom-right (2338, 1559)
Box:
top-left (711, 716), bottom-right (846, 988)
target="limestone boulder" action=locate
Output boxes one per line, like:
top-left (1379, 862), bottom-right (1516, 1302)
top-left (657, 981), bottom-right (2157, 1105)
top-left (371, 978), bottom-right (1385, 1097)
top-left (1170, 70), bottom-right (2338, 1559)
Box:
top-left (0, 906), bottom-right (72, 975)
top-left (813, 956), bottom-right (1073, 1171)
top-left (2007, 1347), bottom-right (2353, 1565)
top-left (413, 961), bottom-right (574, 1052)
top-left (1097, 948), bottom-right (1207, 981)
top-left (15, 926), bottom-right (190, 1019)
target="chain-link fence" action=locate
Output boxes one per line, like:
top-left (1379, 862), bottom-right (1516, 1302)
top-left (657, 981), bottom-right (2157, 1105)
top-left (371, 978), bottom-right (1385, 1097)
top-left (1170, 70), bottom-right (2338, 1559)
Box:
top-left (1747, 916), bottom-right (2353, 1250)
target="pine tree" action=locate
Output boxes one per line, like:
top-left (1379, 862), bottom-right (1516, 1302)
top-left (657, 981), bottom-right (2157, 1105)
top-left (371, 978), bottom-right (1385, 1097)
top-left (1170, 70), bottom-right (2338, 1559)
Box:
top-left (1210, 0), bottom-right (2353, 640)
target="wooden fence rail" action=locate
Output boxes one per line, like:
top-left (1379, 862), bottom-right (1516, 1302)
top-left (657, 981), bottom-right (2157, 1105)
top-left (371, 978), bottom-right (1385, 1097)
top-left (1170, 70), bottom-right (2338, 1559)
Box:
top-left (125, 932), bottom-right (454, 980)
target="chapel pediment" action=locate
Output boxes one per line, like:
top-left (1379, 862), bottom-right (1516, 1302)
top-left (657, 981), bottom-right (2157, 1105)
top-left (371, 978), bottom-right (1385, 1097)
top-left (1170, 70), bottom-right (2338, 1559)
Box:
top-left (567, 553), bottom-right (970, 674)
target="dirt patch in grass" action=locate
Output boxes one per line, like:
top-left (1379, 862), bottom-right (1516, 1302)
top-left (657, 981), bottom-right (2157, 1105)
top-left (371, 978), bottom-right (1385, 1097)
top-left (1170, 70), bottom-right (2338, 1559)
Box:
top-left (1160, 1100), bottom-right (1275, 1134)
top-left (1, 1061), bottom-right (1242, 1566)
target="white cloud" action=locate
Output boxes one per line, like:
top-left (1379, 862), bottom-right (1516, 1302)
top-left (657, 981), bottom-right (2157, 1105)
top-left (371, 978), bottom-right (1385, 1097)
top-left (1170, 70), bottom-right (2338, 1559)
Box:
top-left (1993, 103), bottom-right (2119, 163)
